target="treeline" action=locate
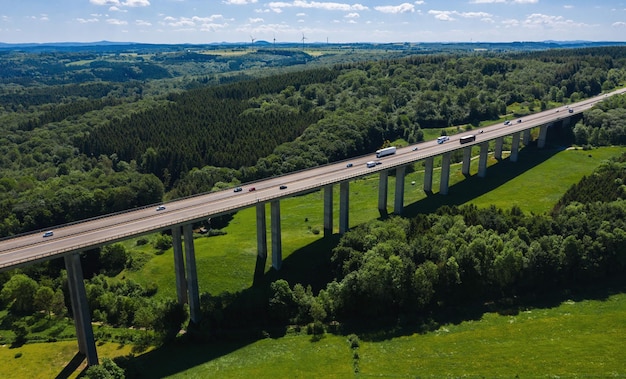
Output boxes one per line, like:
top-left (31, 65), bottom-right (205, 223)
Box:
top-left (553, 152), bottom-right (626, 213)
top-left (18, 97), bottom-right (123, 131)
top-left (0, 156), bottom-right (164, 236)
top-left (0, 52), bottom-right (171, 86)
top-left (76, 68), bottom-right (339, 183)
top-left (0, 82), bottom-right (125, 111)
top-left (573, 93), bottom-right (626, 146)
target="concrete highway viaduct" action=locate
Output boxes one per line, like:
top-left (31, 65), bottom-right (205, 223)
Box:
top-left (1, 88), bottom-right (624, 366)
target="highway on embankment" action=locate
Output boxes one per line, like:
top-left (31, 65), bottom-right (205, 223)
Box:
top-left (1, 88), bottom-right (625, 270)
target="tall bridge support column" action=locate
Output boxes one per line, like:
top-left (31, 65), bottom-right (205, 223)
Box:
top-left (510, 132), bottom-right (521, 163)
top-left (183, 224), bottom-right (201, 325)
top-left (253, 202), bottom-right (268, 283)
top-left (439, 152), bottom-right (451, 195)
top-left (378, 171), bottom-right (389, 216)
top-left (339, 181), bottom-right (349, 234)
top-left (256, 203), bottom-right (268, 259)
top-left (522, 129), bottom-right (531, 145)
top-left (172, 226), bottom-right (188, 305)
top-left (494, 137), bottom-right (504, 160)
top-left (478, 142), bottom-right (489, 178)
top-left (64, 252), bottom-right (98, 366)
top-left (423, 157), bottom-right (434, 193)
top-left (323, 185), bottom-right (333, 237)
top-left (394, 166), bottom-right (406, 215)
top-left (461, 146), bottom-right (472, 176)
top-left (271, 200), bottom-right (282, 270)
top-left (538, 124), bottom-right (549, 148)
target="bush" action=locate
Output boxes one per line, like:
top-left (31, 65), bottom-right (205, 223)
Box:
top-left (347, 334), bottom-right (360, 349)
top-left (83, 358), bottom-right (125, 379)
top-left (153, 234), bottom-right (172, 251)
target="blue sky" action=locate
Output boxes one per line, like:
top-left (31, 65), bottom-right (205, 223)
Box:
top-left (2, 1), bottom-right (626, 44)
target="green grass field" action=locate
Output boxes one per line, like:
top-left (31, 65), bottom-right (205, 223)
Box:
top-left (4, 291), bottom-right (624, 378)
top-left (3, 145), bottom-right (625, 378)
top-left (155, 291), bottom-right (626, 378)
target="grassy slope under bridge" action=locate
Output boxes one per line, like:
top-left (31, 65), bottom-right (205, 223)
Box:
top-left (124, 146), bottom-right (626, 298)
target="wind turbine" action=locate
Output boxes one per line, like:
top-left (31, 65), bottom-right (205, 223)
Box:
top-left (301, 32), bottom-right (307, 50)
top-left (250, 35), bottom-right (256, 45)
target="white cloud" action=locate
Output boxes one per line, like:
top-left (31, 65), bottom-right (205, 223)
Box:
top-left (374, 3), bottom-right (415, 14)
top-left (223, 0), bottom-right (259, 4)
top-left (612, 21), bottom-right (626, 27)
top-left (122, 0), bottom-right (150, 7)
top-left (90, 0), bottom-right (150, 8)
top-left (429, 10), bottom-right (454, 21)
top-left (414, 1), bottom-right (425, 4)
top-left (428, 10), bottom-right (493, 21)
top-left (523, 13), bottom-right (586, 29)
top-left (267, 1), bottom-right (369, 13)
top-left (106, 18), bottom-right (128, 25)
top-left (470, 0), bottom-right (537, 3)
top-left (249, 17), bottom-right (264, 23)
top-left (199, 23), bottom-right (229, 32)
top-left (345, 12), bottom-right (359, 18)
top-left (77, 17), bottom-right (99, 23)
top-left (161, 15), bottom-right (227, 30)
top-left (135, 19), bottom-right (151, 26)
top-left (90, 0), bottom-right (120, 5)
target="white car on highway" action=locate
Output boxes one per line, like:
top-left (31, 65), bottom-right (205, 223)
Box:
top-left (437, 136), bottom-right (450, 144)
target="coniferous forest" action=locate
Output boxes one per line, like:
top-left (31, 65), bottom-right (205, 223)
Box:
top-left (1, 42), bottom-right (626, 377)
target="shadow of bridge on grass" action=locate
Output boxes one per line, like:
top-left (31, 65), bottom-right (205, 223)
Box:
top-left (403, 143), bottom-right (564, 217)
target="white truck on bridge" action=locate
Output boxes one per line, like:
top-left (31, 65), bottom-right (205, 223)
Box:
top-left (375, 146), bottom-right (396, 158)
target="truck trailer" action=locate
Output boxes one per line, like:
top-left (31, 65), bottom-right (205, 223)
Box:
top-left (376, 146), bottom-right (397, 158)
top-left (459, 135), bottom-right (476, 144)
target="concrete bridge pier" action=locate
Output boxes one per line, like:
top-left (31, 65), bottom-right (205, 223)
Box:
top-left (253, 203), bottom-right (268, 283)
top-left (423, 156), bottom-right (434, 193)
top-left (323, 185), bottom-right (333, 237)
top-left (439, 152), bottom-right (451, 195)
top-left (478, 142), bottom-right (489, 178)
top-left (256, 203), bottom-right (267, 259)
top-left (538, 124), bottom-right (549, 148)
top-left (523, 129), bottom-right (531, 145)
top-left (378, 171), bottom-right (388, 216)
top-left (339, 181), bottom-right (349, 234)
top-left (271, 200), bottom-right (282, 270)
top-left (494, 137), bottom-right (504, 160)
top-left (461, 146), bottom-right (472, 176)
top-left (172, 226), bottom-right (188, 305)
top-left (510, 132), bottom-right (521, 162)
top-left (64, 252), bottom-right (98, 366)
top-left (183, 224), bottom-right (201, 325)
top-left (394, 166), bottom-right (406, 215)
